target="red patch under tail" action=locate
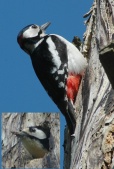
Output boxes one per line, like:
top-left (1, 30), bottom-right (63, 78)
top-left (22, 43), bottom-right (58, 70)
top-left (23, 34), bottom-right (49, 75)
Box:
top-left (67, 74), bottom-right (82, 103)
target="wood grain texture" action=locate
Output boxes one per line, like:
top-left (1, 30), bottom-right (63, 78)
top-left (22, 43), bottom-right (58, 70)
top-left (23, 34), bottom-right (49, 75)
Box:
top-left (64, 0), bottom-right (114, 168)
top-left (2, 112), bottom-right (60, 168)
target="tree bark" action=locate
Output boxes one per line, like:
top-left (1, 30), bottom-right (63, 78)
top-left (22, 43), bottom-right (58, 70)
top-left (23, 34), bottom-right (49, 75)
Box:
top-left (2, 112), bottom-right (60, 168)
top-left (65, 0), bottom-right (114, 169)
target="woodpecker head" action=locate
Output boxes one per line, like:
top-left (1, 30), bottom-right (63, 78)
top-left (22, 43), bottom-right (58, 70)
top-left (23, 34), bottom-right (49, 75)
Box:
top-left (12, 125), bottom-right (50, 158)
top-left (17, 22), bottom-right (51, 55)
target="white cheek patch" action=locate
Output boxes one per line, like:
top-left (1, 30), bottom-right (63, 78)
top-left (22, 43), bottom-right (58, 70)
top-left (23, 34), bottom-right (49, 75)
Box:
top-left (31, 129), bottom-right (46, 139)
top-left (23, 27), bottom-right (39, 38)
top-left (23, 128), bottom-right (46, 139)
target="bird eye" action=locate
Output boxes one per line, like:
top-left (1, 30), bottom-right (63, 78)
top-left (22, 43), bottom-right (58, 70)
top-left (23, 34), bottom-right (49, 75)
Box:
top-left (31, 25), bottom-right (37, 29)
top-left (29, 127), bottom-right (36, 132)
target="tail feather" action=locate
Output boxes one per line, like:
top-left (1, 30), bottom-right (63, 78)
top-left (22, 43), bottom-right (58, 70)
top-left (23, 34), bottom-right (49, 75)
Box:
top-left (67, 100), bottom-right (76, 134)
top-left (61, 100), bottom-right (76, 135)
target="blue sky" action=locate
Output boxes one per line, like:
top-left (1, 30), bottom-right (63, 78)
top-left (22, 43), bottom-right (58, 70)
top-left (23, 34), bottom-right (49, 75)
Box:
top-left (0, 0), bottom-right (92, 168)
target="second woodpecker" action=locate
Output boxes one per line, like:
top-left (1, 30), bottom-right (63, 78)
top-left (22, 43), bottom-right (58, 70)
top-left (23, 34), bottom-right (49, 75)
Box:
top-left (17, 22), bottom-right (87, 134)
top-left (12, 125), bottom-right (50, 158)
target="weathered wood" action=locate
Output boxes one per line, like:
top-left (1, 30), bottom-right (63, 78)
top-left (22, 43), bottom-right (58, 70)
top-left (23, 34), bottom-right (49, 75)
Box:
top-left (99, 41), bottom-right (114, 89)
top-left (64, 0), bottom-right (114, 168)
top-left (2, 112), bottom-right (60, 168)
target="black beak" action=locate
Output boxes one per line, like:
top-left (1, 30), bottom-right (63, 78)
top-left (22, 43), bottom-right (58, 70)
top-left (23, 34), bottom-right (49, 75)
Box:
top-left (41, 22), bottom-right (51, 30)
top-left (11, 131), bottom-right (28, 137)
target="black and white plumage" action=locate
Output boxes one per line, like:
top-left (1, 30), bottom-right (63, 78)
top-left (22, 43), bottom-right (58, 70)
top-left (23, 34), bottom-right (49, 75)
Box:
top-left (17, 22), bottom-right (87, 134)
top-left (12, 125), bottom-right (50, 158)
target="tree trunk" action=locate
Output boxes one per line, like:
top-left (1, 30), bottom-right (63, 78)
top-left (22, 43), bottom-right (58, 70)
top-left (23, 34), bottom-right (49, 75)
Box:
top-left (2, 112), bottom-right (60, 168)
top-left (64, 0), bottom-right (114, 169)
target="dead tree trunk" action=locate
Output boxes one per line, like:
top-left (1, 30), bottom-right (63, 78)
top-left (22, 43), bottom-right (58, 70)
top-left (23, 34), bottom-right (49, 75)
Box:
top-left (2, 112), bottom-right (60, 168)
top-left (64, 0), bottom-right (114, 169)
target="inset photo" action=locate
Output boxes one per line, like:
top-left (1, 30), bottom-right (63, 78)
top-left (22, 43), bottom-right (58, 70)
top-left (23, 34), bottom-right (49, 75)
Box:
top-left (2, 112), bottom-right (60, 169)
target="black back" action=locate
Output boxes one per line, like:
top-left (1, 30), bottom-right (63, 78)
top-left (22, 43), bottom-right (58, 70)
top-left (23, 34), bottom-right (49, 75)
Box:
top-left (31, 35), bottom-right (68, 114)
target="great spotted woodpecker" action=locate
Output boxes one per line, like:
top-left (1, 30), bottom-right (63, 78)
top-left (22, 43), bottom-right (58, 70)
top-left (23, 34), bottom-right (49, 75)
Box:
top-left (17, 22), bottom-right (87, 134)
top-left (12, 125), bottom-right (50, 158)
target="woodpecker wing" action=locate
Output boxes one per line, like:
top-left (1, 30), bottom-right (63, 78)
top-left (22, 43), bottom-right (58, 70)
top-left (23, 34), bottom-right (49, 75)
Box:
top-left (51, 34), bottom-right (87, 75)
top-left (31, 35), bottom-right (68, 112)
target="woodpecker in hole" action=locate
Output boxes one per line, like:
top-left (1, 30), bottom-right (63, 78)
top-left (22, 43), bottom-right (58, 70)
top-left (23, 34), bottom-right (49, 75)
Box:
top-left (12, 125), bottom-right (50, 158)
top-left (17, 22), bottom-right (87, 135)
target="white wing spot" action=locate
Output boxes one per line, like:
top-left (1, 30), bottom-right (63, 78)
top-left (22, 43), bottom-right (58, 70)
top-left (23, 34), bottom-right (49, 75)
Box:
top-left (55, 76), bottom-right (59, 80)
top-left (65, 75), bottom-right (67, 79)
top-left (51, 67), bottom-right (57, 74)
top-left (64, 96), bottom-right (68, 101)
top-left (58, 69), bottom-right (64, 75)
top-left (59, 82), bottom-right (64, 88)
